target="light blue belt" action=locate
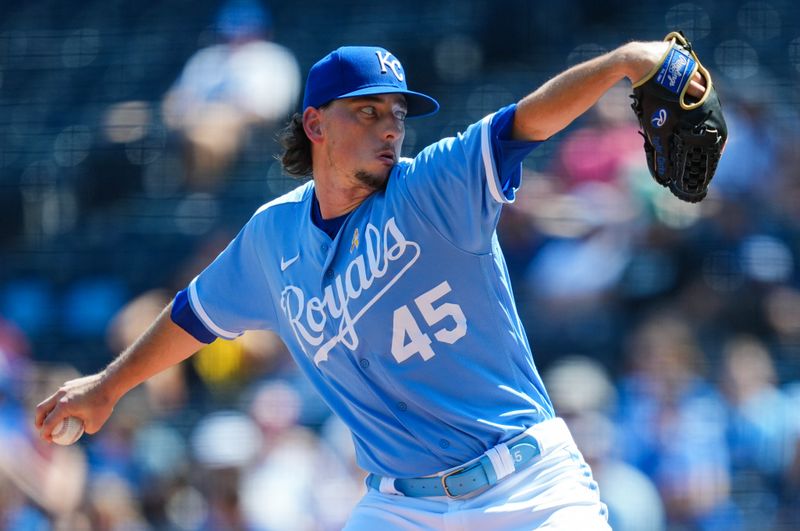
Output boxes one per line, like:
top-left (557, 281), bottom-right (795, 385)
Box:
top-left (366, 434), bottom-right (541, 499)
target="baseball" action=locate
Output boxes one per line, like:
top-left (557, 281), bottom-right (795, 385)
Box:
top-left (51, 416), bottom-right (85, 446)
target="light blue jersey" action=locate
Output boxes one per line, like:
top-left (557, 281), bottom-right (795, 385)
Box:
top-left (175, 105), bottom-right (554, 477)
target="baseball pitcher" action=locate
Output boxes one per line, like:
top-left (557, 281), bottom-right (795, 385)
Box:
top-left (36, 33), bottom-right (724, 529)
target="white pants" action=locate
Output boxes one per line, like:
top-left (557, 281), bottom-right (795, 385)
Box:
top-left (344, 419), bottom-right (610, 531)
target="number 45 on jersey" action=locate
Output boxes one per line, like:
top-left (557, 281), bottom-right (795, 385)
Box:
top-left (391, 281), bottom-right (467, 363)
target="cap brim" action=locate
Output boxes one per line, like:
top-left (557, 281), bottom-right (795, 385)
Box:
top-left (334, 86), bottom-right (439, 118)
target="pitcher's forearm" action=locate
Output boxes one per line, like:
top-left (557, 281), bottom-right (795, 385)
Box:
top-left (35, 302), bottom-right (210, 438)
top-left (512, 41), bottom-right (676, 141)
top-left (513, 51), bottom-right (624, 141)
top-left (101, 303), bottom-right (207, 401)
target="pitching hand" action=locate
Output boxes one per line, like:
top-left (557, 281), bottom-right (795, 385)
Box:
top-left (35, 372), bottom-right (117, 443)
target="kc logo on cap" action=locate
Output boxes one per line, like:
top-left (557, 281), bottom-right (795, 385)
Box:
top-left (302, 46), bottom-right (439, 117)
top-left (375, 50), bottom-right (404, 82)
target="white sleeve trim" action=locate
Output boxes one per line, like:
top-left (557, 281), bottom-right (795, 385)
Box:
top-left (480, 113), bottom-right (512, 204)
top-left (188, 277), bottom-right (240, 340)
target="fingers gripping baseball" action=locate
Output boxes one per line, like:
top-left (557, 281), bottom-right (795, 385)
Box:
top-left (35, 373), bottom-right (115, 442)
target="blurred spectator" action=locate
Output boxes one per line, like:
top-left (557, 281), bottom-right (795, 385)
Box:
top-left (517, 176), bottom-right (640, 364)
top-left (162, 0), bottom-right (301, 190)
top-left (1, 349), bottom-right (89, 528)
top-left (94, 290), bottom-right (198, 529)
top-left (107, 289), bottom-right (189, 415)
top-left (721, 336), bottom-right (796, 475)
top-left (784, 383), bottom-right (800, 526)
top-left (615, 312), bottom-right (738, 530)
top-left (83, 472), bottom-right (150, 531)
top-left (720, 335), bottom-right (798, 529)
top-left (239, 381), bottom-right (362, 530)
top-left (191, 329), bottom-right (291, 399)
top-left (555, 85), bottom-right (642, 189)
top-left (0, 319), bottom-right (50, 529)
top-left (189, 411), bottom-right (260, 530)
top-left (545, 356), bottom-right (666, 531)
top-left (711, 98), bottom-right (780, 201)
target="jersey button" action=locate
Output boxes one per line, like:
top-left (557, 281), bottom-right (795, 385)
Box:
top-left (439, 439), bottom-right (450, 449)
top-left (397, 401), bottom-right (407, 411)
top-left (325, 269), bottom-right (334, 279)
top-left (321, 243), bottom-right (328, 252)
top-left (359, 359), bottom-right (370, 369)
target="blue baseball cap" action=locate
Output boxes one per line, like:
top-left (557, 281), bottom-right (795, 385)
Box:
top-left (302, 46), bottom-right (439, 118)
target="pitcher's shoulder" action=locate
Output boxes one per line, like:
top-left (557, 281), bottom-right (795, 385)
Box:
top-left (253, 181), bottom-right (313, 222)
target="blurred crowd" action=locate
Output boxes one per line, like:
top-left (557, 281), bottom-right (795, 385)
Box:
top-left (2, 0), bottom-right (800, 530)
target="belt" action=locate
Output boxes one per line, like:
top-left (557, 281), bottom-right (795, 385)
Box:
top-left (366, 418), bottom-right (570, 499)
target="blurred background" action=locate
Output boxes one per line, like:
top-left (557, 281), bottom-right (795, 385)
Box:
top-left (2, 0), bottom-right (800, 529)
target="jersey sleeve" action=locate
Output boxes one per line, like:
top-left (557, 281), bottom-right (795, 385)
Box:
top-left (172, 215), bottom-right (278, 340)
top-left (399, 104), bottom-right (540, 253)
top-left (171, 288), bottom-right (217, 343)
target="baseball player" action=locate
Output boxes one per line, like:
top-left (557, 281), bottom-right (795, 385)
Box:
top-left (36, 40), bottom-right (710, 529)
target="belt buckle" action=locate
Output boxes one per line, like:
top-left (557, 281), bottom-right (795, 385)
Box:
top-left (440, 467), bottom-right (466, 499)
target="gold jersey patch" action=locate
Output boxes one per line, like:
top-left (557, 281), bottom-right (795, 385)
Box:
top-left (350, 228), bottom-right (360, 253)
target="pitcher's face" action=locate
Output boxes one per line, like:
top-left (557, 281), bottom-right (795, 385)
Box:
top-left (316, 94), bottom-right (407, 190)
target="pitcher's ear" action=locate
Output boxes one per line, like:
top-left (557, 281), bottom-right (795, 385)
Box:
top-left (303, 107), bottom-right (324, 143)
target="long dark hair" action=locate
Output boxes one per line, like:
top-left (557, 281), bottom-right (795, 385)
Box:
top-left (277, 113), bottom-right (312, 178)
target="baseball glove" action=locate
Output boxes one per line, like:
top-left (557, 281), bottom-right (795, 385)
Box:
top-left (630, 31), bottom-right (727, 203)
